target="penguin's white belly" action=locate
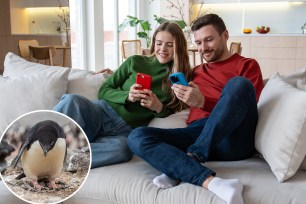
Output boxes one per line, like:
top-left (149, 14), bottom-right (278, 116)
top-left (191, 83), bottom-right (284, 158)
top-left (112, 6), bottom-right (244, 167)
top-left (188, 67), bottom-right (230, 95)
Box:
top-left (21, 138), bottom-right (66, 180)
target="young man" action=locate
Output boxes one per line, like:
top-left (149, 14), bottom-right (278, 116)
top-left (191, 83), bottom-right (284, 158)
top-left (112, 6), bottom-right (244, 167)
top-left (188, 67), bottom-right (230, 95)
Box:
top-left (128, 14), bottom-right (264, 204)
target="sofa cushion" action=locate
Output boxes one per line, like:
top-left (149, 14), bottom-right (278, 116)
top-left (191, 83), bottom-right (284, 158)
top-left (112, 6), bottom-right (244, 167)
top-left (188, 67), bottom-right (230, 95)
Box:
top-left (0, 69), bottom-right (69, 135)
top-left (148, 109), bottom-right (189, 128)
top-left (3, 52), bottom-right (111, 100)
top-left (255, 73), bottom-right (306, 182)
top-left (63, 156), bottom-right (306, 204)
top-left (67, 69), bottom-right (110, 100)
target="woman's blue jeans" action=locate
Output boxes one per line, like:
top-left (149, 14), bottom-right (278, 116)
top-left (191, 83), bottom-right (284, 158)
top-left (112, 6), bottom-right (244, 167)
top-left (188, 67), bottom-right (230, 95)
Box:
top-left (128, 76), bottom-right (258, 186)
top-left (53, 94), bottom-right (133, 168)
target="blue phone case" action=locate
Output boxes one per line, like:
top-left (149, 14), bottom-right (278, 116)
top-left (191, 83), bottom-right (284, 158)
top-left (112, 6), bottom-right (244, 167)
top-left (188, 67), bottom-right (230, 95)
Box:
top-left (169, 72), bottom-right (189, 86)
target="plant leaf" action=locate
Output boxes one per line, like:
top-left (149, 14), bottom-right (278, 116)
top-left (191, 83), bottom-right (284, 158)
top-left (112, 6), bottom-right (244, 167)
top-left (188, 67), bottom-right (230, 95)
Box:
top-left (140, 21), bottom-right (152, 31)
top-left (118, 18), bottom-right (131, 31)
top-left (153, 15), bottom-right (186, 29)
top-left (137, 32), bottom-right (148, 38)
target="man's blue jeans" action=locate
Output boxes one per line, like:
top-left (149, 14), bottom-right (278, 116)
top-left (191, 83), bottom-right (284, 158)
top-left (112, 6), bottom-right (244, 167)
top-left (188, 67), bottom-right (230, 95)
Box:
top-left (53, 94), bottom-right (133, 168)
top-left (128, 76), bottom-right (258, 186)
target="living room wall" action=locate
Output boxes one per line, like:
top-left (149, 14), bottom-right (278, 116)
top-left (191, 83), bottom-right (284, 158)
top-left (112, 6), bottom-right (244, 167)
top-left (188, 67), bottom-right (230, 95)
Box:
top-left (0, 0), bottom-right (70, 75)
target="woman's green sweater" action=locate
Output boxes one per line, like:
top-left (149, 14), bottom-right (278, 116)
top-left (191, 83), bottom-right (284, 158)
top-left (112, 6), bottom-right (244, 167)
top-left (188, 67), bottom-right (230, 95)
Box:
top-left (98, 55), bottom-right (172, 128)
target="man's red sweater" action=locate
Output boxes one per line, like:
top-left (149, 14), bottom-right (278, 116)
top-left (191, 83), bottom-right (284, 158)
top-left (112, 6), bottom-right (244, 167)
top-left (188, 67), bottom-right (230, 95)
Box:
top-left (187, 53), bottom-right (264, 124)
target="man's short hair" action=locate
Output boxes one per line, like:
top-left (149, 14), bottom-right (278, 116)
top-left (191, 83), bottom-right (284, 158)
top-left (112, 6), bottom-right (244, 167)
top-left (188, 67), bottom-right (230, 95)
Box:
top-left (191, 13), bottom-right (227, 35)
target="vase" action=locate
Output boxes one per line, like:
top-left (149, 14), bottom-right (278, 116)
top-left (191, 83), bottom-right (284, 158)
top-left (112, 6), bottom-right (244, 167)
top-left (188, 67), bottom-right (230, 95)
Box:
top-left (183, 26), bottom-right (195, 48)
top-left (61, 29), bottom-right (71, 46)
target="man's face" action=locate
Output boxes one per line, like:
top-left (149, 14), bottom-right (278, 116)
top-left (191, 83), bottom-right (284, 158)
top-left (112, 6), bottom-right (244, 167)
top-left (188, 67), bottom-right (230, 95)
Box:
top-left (194, 25), bottom-right (228, 63)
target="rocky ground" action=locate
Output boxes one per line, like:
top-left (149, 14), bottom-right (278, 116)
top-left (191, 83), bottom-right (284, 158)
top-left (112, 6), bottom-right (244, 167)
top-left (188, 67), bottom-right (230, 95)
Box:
top-left (1, 148), bottom-right (90, 204)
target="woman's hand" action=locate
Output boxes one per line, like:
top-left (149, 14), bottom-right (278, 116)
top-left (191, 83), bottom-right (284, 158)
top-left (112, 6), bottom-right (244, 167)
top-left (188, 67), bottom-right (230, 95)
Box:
top-left (95, 68), bottom-right (113, 75)
top-left (127, 84), bottom-right (148, 102)
top-left (140, 91), bottom-right (163, 113)
top-left (127, 84), bottom-right (163, 113)
top-left (171, 81), bottom-right (205, 108)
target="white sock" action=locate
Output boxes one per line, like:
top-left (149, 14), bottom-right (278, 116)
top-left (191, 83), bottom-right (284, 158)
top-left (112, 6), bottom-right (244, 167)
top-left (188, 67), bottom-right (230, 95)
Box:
top-left (207, 177), bottom-right (244, 204)
top-left (153, 174), bottom-right (180, 189)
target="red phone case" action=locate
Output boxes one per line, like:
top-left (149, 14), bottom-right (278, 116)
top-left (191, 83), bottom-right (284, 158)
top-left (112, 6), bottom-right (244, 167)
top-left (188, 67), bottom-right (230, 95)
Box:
top-left (136, 73), bottom-right (152, 90)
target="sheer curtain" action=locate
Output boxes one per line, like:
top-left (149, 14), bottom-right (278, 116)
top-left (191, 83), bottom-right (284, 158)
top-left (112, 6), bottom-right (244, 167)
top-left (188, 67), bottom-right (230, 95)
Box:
top-left (70, 0), bottom-right (137, 71)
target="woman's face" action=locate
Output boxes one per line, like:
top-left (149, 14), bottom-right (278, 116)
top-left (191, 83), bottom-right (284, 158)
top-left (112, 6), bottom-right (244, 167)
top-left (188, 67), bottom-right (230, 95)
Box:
top-left (154, 31), bottom-right (174, 64)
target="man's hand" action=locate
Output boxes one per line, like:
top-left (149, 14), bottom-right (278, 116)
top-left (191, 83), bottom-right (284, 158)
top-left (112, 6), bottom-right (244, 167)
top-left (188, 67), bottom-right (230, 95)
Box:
top-left (171, 81), bottom-right (205, 108)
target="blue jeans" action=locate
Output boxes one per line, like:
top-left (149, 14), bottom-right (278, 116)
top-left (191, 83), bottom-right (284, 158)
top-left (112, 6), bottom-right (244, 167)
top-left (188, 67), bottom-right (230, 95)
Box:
top-left (128, 76), bottom-right (258, 186)
top-left (53, 94), bottom-right (133, 168)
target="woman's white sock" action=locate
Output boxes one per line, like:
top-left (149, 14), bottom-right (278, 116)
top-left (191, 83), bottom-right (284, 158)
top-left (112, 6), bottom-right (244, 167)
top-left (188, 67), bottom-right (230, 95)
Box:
top-left (153, 174), bottom-right (180, 189)
top-left (208, 177), bottom-right (244, 204)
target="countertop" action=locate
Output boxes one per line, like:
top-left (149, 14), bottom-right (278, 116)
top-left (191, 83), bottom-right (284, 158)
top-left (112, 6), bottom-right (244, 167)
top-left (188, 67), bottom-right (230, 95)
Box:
top-left (230, 33), bottom-right (306, 37)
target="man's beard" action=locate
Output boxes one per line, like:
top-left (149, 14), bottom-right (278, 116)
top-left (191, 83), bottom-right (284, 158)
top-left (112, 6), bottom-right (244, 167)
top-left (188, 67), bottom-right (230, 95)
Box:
top-left (202, 47), bottom-right (224, 63)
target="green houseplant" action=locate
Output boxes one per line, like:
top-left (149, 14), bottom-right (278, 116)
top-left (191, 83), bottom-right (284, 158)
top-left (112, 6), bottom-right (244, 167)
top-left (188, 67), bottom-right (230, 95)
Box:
top-left (118, 16), bottom-right (152, 48)
top-left (118, 15), bottom-right (186, 48)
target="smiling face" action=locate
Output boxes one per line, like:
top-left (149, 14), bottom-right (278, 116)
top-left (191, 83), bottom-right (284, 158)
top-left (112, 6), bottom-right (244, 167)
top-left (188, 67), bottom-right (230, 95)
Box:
top-left (194, 25), bottom-right (230, 63)
top-left (154, 31), bottom-right (174, 64)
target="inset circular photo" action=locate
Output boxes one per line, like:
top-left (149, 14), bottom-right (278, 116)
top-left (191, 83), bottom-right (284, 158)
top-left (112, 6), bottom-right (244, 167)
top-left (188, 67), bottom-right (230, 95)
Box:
top-left (0, 110), bottom-right (91, 204)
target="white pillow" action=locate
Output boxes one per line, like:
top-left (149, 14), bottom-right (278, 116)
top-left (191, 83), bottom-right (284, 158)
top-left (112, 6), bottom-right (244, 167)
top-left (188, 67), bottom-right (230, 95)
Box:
top-left (148, 109), bottom-right (189, 128)
top-left (67, 69), bottom-right (111, 100)
top-left (3, 52), bottom-right (66, 76)
top-left (0, 69), bottom-right (69, 135)
top-left (3, 52), bottom-right (110, 100)
top-left (255, 74), bottom-right (306, 182)
top-left (276, 68), bottom-right (306, 171)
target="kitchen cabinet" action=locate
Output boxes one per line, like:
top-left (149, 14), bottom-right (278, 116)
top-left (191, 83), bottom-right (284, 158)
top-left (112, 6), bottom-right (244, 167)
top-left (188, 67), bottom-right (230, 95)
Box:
top-left (10, 0), bottom-right (69, 8)
top-left (228, 35), bottom-right (306, 79)
top-left (195, 1), bottom-right (306, 35)
top-left (204, 0), bottom-right (305, 3)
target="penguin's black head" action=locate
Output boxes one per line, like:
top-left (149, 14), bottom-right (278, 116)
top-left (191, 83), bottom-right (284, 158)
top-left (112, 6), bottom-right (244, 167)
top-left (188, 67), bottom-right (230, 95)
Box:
top-left (36, 121), bottom-right (64, 157)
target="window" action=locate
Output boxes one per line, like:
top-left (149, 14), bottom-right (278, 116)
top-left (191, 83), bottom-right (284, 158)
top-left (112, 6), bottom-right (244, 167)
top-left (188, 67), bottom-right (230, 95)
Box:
top-left (70, 0), bottom-right (136, 71)
top-left (103, 0), bottom-right (136, 69)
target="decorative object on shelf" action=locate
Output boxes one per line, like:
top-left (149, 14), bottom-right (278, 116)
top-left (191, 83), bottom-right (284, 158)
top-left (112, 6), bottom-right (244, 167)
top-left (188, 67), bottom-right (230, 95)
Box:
top-left (150, 0), bottom-right (208, 27)
top-left (149, 0), bottom-right (208, 48)
top-left (256, 26), bottom-right (270, 34)
top-left (301, 23), bottom-right (306, 34)
top-left (57, 0), bottom-right (70, 46)
top-left (243, 28), bottom-right (252, 34)
top-left (61, 29), bottom-right (71, 46)
top-left (183, 26), bottom-right (195, 48)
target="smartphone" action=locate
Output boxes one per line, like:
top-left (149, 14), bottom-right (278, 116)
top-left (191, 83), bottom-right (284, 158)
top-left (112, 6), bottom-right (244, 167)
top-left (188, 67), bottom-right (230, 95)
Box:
top-left (136, 73), bottom-right (152, 90)
top-left (169, 72), bottom-right (189, 86)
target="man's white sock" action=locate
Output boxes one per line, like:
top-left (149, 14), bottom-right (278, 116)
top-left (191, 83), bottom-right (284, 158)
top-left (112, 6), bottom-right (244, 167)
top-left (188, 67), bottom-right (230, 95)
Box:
top-left (153, 174), bottom-right (180, 189)
top-left (207, 177), bottom-right (244, 204)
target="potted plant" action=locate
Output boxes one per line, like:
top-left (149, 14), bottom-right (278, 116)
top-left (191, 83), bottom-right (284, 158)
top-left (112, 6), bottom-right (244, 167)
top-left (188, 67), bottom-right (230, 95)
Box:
top-left (119, 16), bottom-right (152, 48)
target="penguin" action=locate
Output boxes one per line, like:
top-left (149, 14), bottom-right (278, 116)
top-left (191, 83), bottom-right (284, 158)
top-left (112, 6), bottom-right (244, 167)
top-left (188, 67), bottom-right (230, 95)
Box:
top-left (11, 120), bottom-right (67, 190)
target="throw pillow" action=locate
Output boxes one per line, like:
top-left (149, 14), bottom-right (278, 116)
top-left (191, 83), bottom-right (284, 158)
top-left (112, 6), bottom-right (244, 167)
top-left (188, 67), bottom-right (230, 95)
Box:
top-left (0, 69), bottom-right (69, 135)
top-left (3, 52), bottom-right (65, 76)
top-left (148, 109), bottom-right (189, 128)
top-left (67, 69), bottom-right (111, 100)
top-left (3, 52), bottom-right (111, 100)
top-left (255, 74), bottom-right (306, 182)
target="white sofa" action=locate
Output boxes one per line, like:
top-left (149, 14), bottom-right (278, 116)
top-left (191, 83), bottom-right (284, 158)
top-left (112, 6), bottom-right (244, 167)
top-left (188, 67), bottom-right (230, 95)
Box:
top-left (1, 52), bottom-right (306, 204)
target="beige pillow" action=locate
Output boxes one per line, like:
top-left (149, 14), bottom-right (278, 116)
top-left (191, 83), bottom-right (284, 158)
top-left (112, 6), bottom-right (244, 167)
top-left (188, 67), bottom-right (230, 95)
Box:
top-left (255, 74), bottom-right (306, 182)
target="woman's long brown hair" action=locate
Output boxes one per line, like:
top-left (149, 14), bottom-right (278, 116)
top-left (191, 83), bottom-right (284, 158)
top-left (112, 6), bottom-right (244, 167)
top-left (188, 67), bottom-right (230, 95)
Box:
top-left (150, 22), bottom-right (193, 112)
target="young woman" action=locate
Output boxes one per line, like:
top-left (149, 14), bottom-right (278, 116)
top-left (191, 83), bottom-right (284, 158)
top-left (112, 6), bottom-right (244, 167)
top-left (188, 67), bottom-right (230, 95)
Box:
top-left (53, 22), bottom-right (192, 168)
